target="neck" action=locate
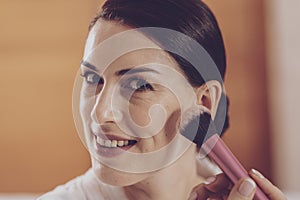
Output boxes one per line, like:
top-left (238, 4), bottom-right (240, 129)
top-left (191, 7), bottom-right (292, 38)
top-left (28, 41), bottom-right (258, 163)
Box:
top-left (123, 145), bottom-right (205, 200)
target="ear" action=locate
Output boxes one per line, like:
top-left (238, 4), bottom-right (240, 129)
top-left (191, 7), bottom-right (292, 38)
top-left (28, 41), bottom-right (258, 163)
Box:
top-left (195, 80), bottom-right (223, 119)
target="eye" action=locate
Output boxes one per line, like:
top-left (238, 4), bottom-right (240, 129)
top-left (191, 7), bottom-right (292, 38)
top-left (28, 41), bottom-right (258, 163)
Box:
top-left (127, 78), bottom-right (154, 92)
top-left (81, 72), bottom-right (102, 85)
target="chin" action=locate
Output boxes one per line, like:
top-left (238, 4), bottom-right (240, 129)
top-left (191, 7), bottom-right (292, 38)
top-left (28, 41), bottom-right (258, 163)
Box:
top-left (92, 162), bottom-right (148, 187)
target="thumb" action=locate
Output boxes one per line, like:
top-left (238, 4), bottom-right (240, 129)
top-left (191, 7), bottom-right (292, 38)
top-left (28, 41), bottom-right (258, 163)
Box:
top-left (228, 178), bottom-right (256, 200)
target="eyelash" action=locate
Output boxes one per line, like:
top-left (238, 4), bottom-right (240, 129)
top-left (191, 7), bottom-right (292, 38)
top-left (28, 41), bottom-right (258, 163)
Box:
top-left (124, 77), bottom-right (154, 92)
top-left (80, 71), bottom-right (102, 85)
top-left (80, 71), bottom-right (154, 92)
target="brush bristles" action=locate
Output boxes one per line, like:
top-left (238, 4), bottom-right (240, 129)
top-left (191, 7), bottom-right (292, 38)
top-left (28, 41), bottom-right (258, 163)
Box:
top-left (180, 106), bottom-right (217, 147)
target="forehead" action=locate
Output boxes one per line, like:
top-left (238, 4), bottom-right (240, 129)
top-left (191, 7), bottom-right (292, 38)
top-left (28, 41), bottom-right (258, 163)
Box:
top-left (85, 19), bottom-right (160, 57)
top-left (83, 19), bottom-right (182, 74)
top-left (84, 20), bottom-right (130, 54)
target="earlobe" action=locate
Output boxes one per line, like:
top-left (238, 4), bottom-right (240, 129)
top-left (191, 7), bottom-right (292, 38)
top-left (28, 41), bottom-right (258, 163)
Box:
top-left (195, 80), bottom-right (223, 119)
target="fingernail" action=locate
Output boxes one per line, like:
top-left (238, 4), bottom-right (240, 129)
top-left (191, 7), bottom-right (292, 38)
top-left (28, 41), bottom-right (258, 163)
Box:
top-left (205, 176), bottom-right (216, 184)
top-left (188, 192), bottom-right (198, 200)
top-left (238, 178), bottom-right (256, 197)
top-left (251, 169), bottom-right (264, 179)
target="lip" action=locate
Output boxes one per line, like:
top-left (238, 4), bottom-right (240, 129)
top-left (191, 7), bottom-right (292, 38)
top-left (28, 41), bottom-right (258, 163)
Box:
top-left (90, 122), bottom-right (138, 157)
top-left (90, 122), bottom-right (136, 141)
top-left (93, 136), bottom-right (137, 158)
top-left (90, 128), bottom-right (138, 157)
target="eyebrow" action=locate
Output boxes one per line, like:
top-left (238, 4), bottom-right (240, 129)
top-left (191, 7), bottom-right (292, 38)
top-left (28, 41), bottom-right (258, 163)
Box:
top-left (81, 60), bottom-right (159, 76)
top-left (81, 60), bottom-right (97, 70)
top-left (115, 67), bottom-right (159, 76)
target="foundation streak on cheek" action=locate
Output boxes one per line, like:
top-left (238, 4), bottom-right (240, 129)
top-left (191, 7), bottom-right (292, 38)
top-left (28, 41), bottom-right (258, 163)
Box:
top-left (126, 89), bottom-right (181, 151)
top-left (164, 109), bottom-right (181, 140)
top-left (125, 84), bottom-right (161, 124)
top-left (129, 101), bottom-right (153, 128)
top-left (136, 108), bottom-right (181, 153)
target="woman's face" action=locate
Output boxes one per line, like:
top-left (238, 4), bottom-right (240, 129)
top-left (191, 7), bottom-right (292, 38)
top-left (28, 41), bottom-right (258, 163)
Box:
top-left (79, 20), bottom-right (198, 186)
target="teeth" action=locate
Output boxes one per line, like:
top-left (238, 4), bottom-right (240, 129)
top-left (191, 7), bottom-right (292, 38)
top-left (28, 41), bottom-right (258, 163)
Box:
top-left (111, 140), bottom-right (117, 147)
top-left (96, 137), bottom-right (105, 146)
top-left (104, 140), bottom-right (111, 147)
top-left (96, 137), bottom-right (135, 148)
top-left (117, 140), bottom-right (124, 147)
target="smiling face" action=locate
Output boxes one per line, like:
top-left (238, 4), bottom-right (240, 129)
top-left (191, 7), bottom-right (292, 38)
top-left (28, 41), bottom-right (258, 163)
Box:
top-left (79, 20), bottom-right (200, 186)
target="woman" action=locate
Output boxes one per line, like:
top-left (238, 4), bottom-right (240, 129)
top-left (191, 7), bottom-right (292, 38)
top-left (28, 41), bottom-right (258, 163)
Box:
top-left (38, 0), bottom-right (286, 199)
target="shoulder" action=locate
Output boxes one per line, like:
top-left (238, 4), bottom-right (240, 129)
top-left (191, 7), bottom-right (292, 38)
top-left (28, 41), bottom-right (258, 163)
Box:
top-left (37, 168), bottom-right (128, 200)
top-left (37, 169), bottom-right (102, 200)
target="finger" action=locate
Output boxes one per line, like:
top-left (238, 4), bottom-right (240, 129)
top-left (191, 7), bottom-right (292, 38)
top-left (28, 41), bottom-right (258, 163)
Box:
top-left (189, 185), bottom-right (229, 200)
top-left (227, 178), bottom-right (256, 200)
top-left (188, 174), bottom-right (231, 200)
top-left (188, 184), bottom-right (211, 200)
top-left (249, 169), bottom-right (287, 200)
top-left (205, 173), bottom-right (232, 193)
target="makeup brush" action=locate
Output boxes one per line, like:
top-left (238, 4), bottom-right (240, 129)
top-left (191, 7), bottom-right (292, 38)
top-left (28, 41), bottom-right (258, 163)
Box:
top-left (180, 108), bottom-right (269, 200)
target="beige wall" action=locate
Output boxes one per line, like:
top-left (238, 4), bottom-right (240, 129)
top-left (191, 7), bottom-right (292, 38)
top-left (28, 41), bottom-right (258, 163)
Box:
top-left (265, 0), bottom-right (300, 192)
top-left (205, 0), bottom-right (271, 178)
top-left (0, 0), bottom-right (101, 192)
top-left (0, 0), bottom-right (271, 193)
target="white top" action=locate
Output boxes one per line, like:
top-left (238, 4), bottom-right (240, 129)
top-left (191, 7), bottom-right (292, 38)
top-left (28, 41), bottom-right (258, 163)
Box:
top-left (37, 169), bottom-right (128, 200)
top-left (37, 157), bottom-right (221, 200)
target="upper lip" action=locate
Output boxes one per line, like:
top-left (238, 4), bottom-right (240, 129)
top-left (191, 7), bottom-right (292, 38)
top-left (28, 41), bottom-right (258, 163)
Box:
top-left (90, 123), bottom-right (137, 141)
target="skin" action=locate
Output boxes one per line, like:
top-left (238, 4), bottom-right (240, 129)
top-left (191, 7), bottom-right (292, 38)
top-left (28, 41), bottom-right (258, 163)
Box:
top-left (188, 169), bottom-right (287, 200)
top-left (80, 19), bottom-right (286, 200)
top-left (80, 19), bottom-right (209, 200)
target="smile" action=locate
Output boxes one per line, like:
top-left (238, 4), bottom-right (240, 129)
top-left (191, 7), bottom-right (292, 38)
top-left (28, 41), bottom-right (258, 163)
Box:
top-left (96, 136), bottom-right (137, 148)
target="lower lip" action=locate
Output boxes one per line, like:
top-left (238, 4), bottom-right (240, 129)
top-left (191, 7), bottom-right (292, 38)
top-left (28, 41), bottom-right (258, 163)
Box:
top-left (94, 139), bottom-right (135, 158)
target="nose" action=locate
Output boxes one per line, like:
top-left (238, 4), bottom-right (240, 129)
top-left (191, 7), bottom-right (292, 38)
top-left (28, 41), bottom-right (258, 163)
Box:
top-left (90, 87), bottom-right (123, 124)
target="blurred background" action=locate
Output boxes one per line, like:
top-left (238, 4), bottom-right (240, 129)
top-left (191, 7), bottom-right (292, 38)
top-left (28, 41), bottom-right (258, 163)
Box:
top-left (0, 0), bottom-right (299, 198)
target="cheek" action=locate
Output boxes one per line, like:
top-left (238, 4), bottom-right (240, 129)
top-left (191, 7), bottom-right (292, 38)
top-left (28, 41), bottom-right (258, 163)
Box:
top-left (128, 92), bottom-right (181, 139)
top-left (164, 109), bottom-right (181, 139)
top-left (159, 93), bottom-right (181, 140)
top-left (129, 101), bottom-right (152, 127)
top-left (127, 94), bottom-right (173, 129)
top-left (80, 95), bottom-right (94, 121)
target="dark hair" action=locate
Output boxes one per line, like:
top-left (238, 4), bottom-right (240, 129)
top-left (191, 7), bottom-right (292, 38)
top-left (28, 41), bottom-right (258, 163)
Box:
top-left (90, 0), bottom-right (229, 137)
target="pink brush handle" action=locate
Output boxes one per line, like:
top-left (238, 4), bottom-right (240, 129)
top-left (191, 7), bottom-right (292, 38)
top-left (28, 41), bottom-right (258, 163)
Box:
top-left (201, 134), bottom-right (269, 200)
